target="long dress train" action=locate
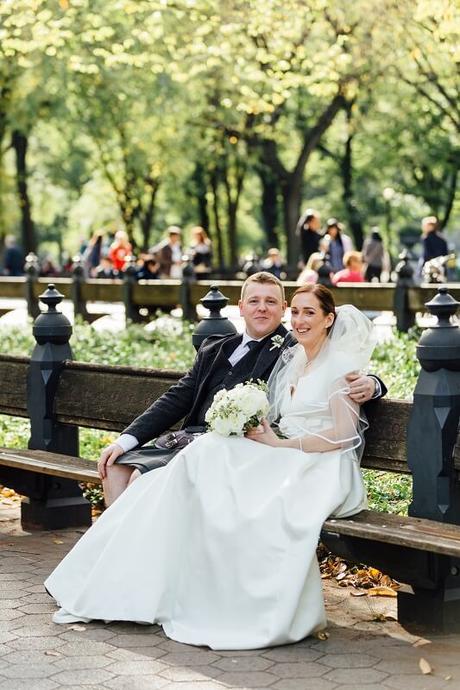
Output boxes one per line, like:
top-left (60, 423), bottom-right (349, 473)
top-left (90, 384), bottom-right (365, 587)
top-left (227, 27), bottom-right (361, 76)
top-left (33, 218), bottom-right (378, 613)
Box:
top-left (44, 361), bottom-right (367, 650)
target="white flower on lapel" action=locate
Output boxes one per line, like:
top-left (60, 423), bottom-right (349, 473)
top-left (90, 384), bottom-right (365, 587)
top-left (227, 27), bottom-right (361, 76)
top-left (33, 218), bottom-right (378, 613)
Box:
top-left (269, 334), bottom-right (285, 351)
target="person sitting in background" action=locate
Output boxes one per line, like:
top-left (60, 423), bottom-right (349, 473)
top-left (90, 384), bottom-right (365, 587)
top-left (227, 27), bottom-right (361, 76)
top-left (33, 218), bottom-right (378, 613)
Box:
top-left (362, 228), bottom-right (385, 282)
top-left (332, 251), bottom-right (365, 285)
top-left (261, 248), bottom-right (286, 280)
top-left (136, 255), bottom-right (160, 280)
top-left (296, 252), bottom-right (327, 285)
top-left (95, 257), bottom-right (118, 279)
top-left (322, 219), bottom-right (353, 274)
top-left (150, 226), bottom-right (183, 278)
top-left (421, 216), bottom-right (448, 264)
top-left (2, 235), bottom-right (24, 276)
top-left (242, 252), bottom-right (262, 277)
top-left (108, 230), bottom-right (133, 272)
top-left (188, 226), bottom-right (212, 275)
top-left (40, 255), bottom-right (59, 277)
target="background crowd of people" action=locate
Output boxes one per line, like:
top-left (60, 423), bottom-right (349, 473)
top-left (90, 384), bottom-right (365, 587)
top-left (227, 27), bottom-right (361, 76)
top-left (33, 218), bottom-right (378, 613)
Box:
top-left (0, 212), bottom-right (454, 284)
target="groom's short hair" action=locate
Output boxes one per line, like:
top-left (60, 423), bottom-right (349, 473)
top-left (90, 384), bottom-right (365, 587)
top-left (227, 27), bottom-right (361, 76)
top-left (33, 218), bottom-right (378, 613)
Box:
top-left (241, 272), bottom-right (285, 302)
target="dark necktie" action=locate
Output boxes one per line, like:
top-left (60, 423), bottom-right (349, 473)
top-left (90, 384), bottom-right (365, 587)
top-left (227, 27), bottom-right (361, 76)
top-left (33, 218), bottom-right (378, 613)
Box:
top-left (246, 340), bottom-right (259, 351)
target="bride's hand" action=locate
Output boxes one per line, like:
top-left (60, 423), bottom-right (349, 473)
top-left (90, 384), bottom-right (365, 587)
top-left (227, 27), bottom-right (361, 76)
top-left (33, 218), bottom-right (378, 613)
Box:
top-left (245, 419), bottom-right (281, 447)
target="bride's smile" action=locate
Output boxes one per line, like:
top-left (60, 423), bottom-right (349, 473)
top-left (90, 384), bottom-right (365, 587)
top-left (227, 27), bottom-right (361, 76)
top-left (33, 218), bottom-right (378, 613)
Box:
top-left (290, 292), bottom-right (335, 360)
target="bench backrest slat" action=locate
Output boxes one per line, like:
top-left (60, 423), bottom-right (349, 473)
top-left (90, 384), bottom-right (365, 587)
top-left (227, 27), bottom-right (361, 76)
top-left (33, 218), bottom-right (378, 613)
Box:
top-left (1, 355), bottom-right (458, 473)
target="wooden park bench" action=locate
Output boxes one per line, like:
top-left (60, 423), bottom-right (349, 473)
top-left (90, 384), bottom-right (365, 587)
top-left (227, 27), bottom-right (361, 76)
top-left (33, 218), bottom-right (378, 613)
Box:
top-left (1, 284), bottom-right (460, 632)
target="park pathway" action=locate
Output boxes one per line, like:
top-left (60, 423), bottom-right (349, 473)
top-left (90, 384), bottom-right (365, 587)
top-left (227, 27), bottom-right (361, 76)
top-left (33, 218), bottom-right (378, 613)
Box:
top-left (1, 499), bottom-right (460, 690)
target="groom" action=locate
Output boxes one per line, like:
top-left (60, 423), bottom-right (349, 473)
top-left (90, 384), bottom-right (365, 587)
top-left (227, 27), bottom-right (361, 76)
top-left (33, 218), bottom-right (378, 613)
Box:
top-left (99, 272), bottom-right (385, 504)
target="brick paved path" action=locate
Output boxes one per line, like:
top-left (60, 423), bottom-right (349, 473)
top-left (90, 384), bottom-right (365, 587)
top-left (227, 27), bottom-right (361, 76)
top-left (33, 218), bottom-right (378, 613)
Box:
top-left (1, 503), bottom-right (459, 690)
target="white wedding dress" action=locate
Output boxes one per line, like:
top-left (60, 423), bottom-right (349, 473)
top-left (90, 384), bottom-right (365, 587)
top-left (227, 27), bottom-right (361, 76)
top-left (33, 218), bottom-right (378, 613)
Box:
top-left (45, 306), bottom-right (375, 650)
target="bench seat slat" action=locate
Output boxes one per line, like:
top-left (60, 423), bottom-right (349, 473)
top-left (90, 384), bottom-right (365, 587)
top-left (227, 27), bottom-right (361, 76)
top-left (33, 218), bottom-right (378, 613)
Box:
top-left (3, 446), bottom-right (460, 559)
top-left (324, 509), bottom-right (460, 558)
top-left (0, 448), bottom-right (99, 484)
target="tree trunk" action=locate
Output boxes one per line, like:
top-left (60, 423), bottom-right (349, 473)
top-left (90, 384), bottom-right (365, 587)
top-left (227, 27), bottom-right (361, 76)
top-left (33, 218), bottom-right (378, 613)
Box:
top-left (227, 201), bottom-right (238, 269)
top-left (140, 180), bottom-right (160, 251)
top-left (11, 130), bottom-right (36, 253)
top-left (222, 151), bottom-right (247, 270)
top-left (439, 165), bottom-right (458, 230)
top-left (258, 164), bottom-right (279, 249)
top-left (260, 93), bottom-right (345, 266)
top-left (281, 180), bottom-right (302, 266)
top-left (341, 105), bottom-right (364, 248)
top-left (210, 170), bottom-right (225, 269)
top-left (192, 162), bottom-right (210, 231)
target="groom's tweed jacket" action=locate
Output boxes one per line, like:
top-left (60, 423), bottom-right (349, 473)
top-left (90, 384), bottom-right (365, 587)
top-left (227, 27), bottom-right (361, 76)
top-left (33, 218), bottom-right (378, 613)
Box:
top-left (123, 324), bottom-right (294, 448)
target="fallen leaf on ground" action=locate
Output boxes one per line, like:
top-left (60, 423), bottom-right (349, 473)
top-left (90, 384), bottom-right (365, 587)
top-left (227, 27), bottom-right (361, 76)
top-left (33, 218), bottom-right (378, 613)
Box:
top-left (445, 675), bottom-right (452, 681)
top-left (44, 650), bottom-right (61, 657)
top-left (52, 539), bottom-right (64, 545)
top-left (69, 624), bottom-right (86, 631)
top-left (315, 630), bottom-right (329, 640)
top-left (350, 589), bottom-right (367, 597)
top-left (368, 586), bottom-right (397, 597)
top-left (419, 658), bottom-right (432, 675)
top-left (317, 547), bottom-right (400, 592)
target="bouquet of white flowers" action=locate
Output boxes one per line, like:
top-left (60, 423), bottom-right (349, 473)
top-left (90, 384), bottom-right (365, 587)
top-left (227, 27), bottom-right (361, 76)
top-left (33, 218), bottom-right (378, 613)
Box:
top-left (205, 380), bottom-right (270, 437)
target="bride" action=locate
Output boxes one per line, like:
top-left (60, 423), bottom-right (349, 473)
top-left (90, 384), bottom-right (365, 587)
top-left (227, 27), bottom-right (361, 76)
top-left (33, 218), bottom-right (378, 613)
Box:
top-left (45, 284), bottom-right (376, 650)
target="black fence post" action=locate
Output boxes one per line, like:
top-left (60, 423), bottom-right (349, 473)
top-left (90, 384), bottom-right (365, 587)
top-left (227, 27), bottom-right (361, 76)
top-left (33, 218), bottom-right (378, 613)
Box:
top-left (71, 255), bottom-right (90, 322)
top-left (394, 249), bottom-right (415, 332)
top-left (24, 252), bottom-right (40, 319)
top-left (122, 255), bottom-right (142, 323)
top-left (22, 284), bottom-right (92, 530)
top-left (400, 287), bottom-right (460, 630)
top-left (192, 285), bottom-right (237, 351)
top-left (180, 256), bottom-right (197, 322)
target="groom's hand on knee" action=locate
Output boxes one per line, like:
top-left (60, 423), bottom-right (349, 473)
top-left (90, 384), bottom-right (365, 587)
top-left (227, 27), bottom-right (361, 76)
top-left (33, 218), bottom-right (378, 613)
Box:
top-left (98, 443), bottom-right (124, 479)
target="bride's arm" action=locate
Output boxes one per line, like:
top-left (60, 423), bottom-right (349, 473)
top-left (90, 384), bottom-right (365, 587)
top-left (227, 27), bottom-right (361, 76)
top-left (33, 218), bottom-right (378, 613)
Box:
top-left (246, 392), bottom-right (361, 453)
top-left (246, 420), bottom-right (336, 452)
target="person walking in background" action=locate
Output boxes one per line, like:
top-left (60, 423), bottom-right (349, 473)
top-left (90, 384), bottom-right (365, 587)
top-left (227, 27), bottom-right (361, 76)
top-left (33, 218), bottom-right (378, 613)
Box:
top-left (150, 226), bottom-right (183, 278)
top-left (261, 248), bottom-right (286, 280)
top-left (188, 226), bottom-right (212, 275)
top-left (2, 235), bottom-right (24, 276)
top-left (322, 219), bottom-right (353, 274)
top-left (332, 251), bottom-right (365, 285)
top-left (421, 216), bottom-right (448, 264)
top-left (108, 230), bottom-right (132, 272)
top-left (362, 228), bottom-right (385, 282)
top-left (296, 208), bottom-right (322, 266)
top-left (82, 232), bottom-right (103, 277)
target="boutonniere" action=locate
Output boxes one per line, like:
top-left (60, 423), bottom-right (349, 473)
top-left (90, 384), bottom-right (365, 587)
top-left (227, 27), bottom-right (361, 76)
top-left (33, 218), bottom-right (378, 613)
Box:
top-left (269, 334), bottom-right (285, 351)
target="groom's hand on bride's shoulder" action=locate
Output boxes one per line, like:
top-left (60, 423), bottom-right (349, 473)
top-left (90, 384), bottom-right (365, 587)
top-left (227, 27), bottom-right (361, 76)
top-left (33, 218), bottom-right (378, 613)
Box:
top-left (98, 443), bottom-right (124, 479)
top-left (345, 372), bottom-right (376, 404)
